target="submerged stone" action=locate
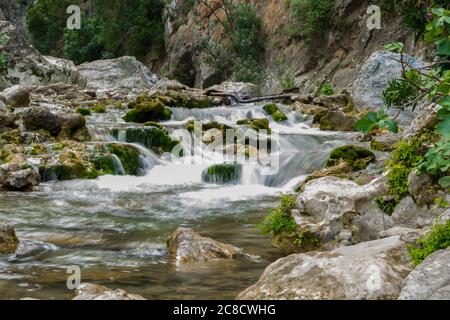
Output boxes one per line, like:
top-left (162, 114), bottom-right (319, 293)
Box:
top-left (0, 221), bottom-right (19, 254)
top-left (263, 103), bottom-right (287, 122)
top-left (123, 99), bottom-right (172, 123)
top-left (202, 164), bottom-right (242, 185)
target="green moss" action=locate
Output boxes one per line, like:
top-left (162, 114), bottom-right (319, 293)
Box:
top-left (123, 99), bottom-right (172, 123)
top-left (237, 118), bottom-right (272, 133)
top-left (371, 139), bottom-right (393, 152)
top-left (326, 145), bottom-right (376, 171)
top-left (107, 143), bottom-right (141, 175)
top-left (263, 103), bottom-right (288, 122)
top-left (51, 142), bottom-right (68, 151)
top-left (375, 196), bottom-right (398, 215)
top-left (202, 164), bottom-right (242, 184)
top-left (143, 121), bottom-right (166, 130)
top-left (387, 164), bottom-right (410, 199)
top-left (77, 108), bottom-right (92, 116)
top-left (317, 81), bottom-right (335, 96)
top-left (263, 103), bottom-right (279, 115)
top-left (0, 148), bottom-right (11, 164)
top-left (272, 110), bottom-right (288, 122)
top-left (39, 153), bottom-right (99, 181)
top-left (391, 138), bottom-right (423, 168)
top-left (92, 103), bottom-right (107, 113)
top-left (408, 220), bottom-right (450, 266)
top-left (91, 155), bottom-right (115, 176)
top-left (125, 127), bottom-right (179, 154)
top-left (26, 144), bottom-right (47, 156)
top-left (110, 128), bottom-right (119, 139)
top-left (0, 129), bottom-right (21, 145)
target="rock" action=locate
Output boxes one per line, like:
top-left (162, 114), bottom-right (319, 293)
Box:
top-left (403, 102), bottom-right (440, 139)
top-left (58, 113), bottom-right (88, 141)
top-left (370, 132), bottom-right (400, 151)
top-left (0, 164), bottom-right (40, 191)
top-left (123, 99), bottom-right (172, 123)
top-left (294, 176), bottom-right (387, 250)
top-left (0, 101), bottom-right (16, 128)
top-left (399, 248), bottom-right (450, 300)
top-left (379, 227), bottom-right (424, 244)
top-left (238, 236), bottom-right (412, 300)
top-left (206, 82), bottom-right (261, 99)
top-left (202, 164), bottom-right (242, 185)
top-left (22, 106), bottom-right (61, 136)
top-left (0, 85), bottom-right (30, 108)
top-left (263, 103), bottom-right (288, 122)
top-left (78, 56), bottom-right (161, 95)
top-left (320, 111), bottom-right (358, 131)
top-left (391, 196), bottom-right (444, 229)
top-left (167, 227), bottom-right (248, 264)
top-left (351, 50), bottom-right (424, 122)
top-left (0, 220), bottom-right (19, 254)
top-left (407, 170), bottom-right (434, 202)
top-left (73, 283), bottom-right (145, 300)
top-left (0, 21), bottom-right (84, 91)
top-left (313, 91), bottom-right (355, 112)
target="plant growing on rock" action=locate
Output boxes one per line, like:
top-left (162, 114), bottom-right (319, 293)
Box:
top-left (354, 109), bottom-right (399, 134)
top-left (259, 194), bottom-right (297, 237)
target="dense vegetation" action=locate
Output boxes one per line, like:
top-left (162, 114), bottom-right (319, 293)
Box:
top-left (27, 0), bottom-right (165, 65)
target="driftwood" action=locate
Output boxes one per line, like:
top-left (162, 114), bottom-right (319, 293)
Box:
top-left (206, 90), bottom-right (296, 104)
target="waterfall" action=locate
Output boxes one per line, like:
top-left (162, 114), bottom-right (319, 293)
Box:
top-left (111, 154), bottom-right (126, 175)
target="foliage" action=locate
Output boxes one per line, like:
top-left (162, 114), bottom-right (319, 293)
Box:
top-left (408, 219), bottom-right (450, 265)
top-left (76, 108), bottom-right (92, 116)
top-left (260, 194), bottom-right (297, 236)
top-left (354, 109), bottom-right (399, 134)
top-left (375, 196), bottom-right (398, 215)
top-left (383, 77), bottom-right (420, 109)
top-left (0, 34), bottom-right (8, 72)
top-left (290, 0), bottom-right (335, 43)
top-left (281, 72), bottom-right (295, 90)
top-left (27, 0), bottom-right (165, 64)
top-left (425, 7), bottom-right (450, 56)
top-left (418, 137), bottom-right (450, 186)
top-left (317, 81), bottom-right (335, 96)
top-left (326, 145), bottom-right (376, 171)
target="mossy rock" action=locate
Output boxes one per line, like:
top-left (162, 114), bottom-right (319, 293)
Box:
top-left (39, 152), bottom-right (99, 181)
top-left (326, 145), bottom-right (376, 171)
top-left (123, 99), bottom-right (172, 123)
top-left (185, 121), bottom-right (232, 134)
top-left (143, 121), bottom-right (166, 131)
top-left (91, 154), bottom-right (116, 176)
top-left (92, 103), bottom-right (107, 113)
top-left (202, 164), bottom-right (242, 185)
top-left (263, 103), bottom-right (287, 122)
top-left (124, 127), bottom-right (179, 154)
top-left (76, 108), bottom-right (91, 116)
top-left (26, 144), bottom-right (47, 156)
top-left (237, 118), bottom-right (271, 133)
top-left (0, 129), bottom-right (21, 146)
top-left (371, 139), bottom-right (394, 152)
top-left (107, 143), bottom-right (141, 176)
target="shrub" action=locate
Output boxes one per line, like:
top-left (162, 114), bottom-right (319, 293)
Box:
top-left (76, 108), bottom-right (92, 116)
top-left (260, 194), bottom-right (298, 236)
top-left (290, 0), bottom-right (335, 43)
top-left (408, 220), bottom-right (450, 266)
top-left (317, 82), bottom-right (335, 96)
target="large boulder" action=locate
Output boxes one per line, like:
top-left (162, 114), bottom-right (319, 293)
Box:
top-left (78, 56), bottom-right (162, 96)
top-left (0, 21), bottom-right (84, 91)
top-left (350, 50), bottom-right (424, 121)
top-left (391, 196), bottom-right (445, 229)
top-left (320, 111), bottom-right (358, 131)
top-left (399, 248), bottom-right (450, 300)
top-left (294, 176), bottom-right (387, 250)
top-left (167, 227), bottom-right (251, 264)
top-left (0, 100), bottom-right (16, 128)
top-left (238, 236), bottom-right (412, 300)
top-left (0, 85), bottom-right (30, 108)
top-left (73, 283), bottom-right (145, 300)
top-left (22, 106), bottom-right (62, 136)
top-left (206, 82), bottom-right (261, 99)
top-left (0, 220), bottom-right (19, 254)
top-left (0, 163), bottom-right (40, 191)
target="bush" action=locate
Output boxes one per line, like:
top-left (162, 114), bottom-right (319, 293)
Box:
top-left (260, 194), bottom-right (298, 236)
top-left (317, 82), bottom-right (335, 96)
top-left (408, 220), bottom-right (450, 266)
top-left (290, 0), bottom-right (335, 43)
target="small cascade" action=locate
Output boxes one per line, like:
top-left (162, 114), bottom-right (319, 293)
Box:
top-left (111, 154), bottom-right (126, 175)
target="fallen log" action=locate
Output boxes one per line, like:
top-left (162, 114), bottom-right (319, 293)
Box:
top-left (205, 90), bottom-right (296, 104)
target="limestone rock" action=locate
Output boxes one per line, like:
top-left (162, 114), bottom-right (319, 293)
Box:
top-left (0, 101), bottom-right (16, 128)
top-left (167, 227), bottom-right (249, 264)
top-left (391, 196), bottom-right (444, 229)
top-left (73, 283), bottom-right (145, 300)
top-left (0, 164), bottom-right (40, 191)
top-left (0, 21), bottom-right (84, 91)
top-left (0, 85), bottom-right (30, 108)
top-left (22, 106), bottom-right (61, 136)
top-left (238, 236), bottom-right (412, 300)
top-left (206, 82), bottom-right (261, 99)
top-left (320, 111), bottom-right (358, 131)
top-left (399, 248), bottom-right (450, 300)
top-left (0, 220), bottom-right (19, 254)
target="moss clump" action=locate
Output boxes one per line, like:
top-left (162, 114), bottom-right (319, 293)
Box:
top-left (91, 155), bottom-right (115, 176)
top-left (51, 142), bottom-right (69, 151)
top-left (143, 121), bottom-right (166, 131)
top-left (202, 164), bottom-right (242, 184)
top-left (375, 196), bottom-right (398, 215)
top-left (408, 220), bottom-right (450, 266)
top-left (185, 121), bottom-right (232, 133)
top-left (110, 128), bottom-right (119, 139)
top-left (0, 129), bottom-right (21, 146)
top-left (263, 103), bottom-right (288, 122)
top-left (123, 99), bottom-right (172, 123)
top-left (371, 139), bottom-right (393, 152)
top-left (26, 144), bottom-right (47, 156)
top-left (326, 145), bottom-right (376, 171)
top-left (39, 152), bottom-right (99, 181)
top-left (237, 118), bottom-right (271, 133)
top-left (76, 108), bottom-right (92, 116)
top-left (92, 103), bottom-right (107, 113)
top-left (0, 148), bottom-right (11, 164)
top-left (125, 127), bottom-right (179, 154)
top-left (107, 143), bottom-right (141, 175)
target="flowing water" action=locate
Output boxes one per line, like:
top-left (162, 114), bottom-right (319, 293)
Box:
top-left (0, 102), bottom-right (359, 300)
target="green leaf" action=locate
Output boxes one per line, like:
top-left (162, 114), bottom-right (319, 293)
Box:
top-left (437, 117), bottom-right (450, 138)
top-left (437, 39), bottom-right (450, 57)
top-left (386, 120), bottom-right (399, 133)
top-left (354, 118), bottom-right (373, 133)
top-left (439, 176), bottom-right (450, 188)
top-left (384, 42), bottom-right (404, 53)
top-left (367, 112), bottom-right (378, 123)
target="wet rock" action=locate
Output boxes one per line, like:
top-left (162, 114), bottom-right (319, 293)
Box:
top-left (403, 102), bottom-right (440, 139)
top-left (73, 283), bottom-right (145, 300)
top-left (370, 132), bottom-right (400, 152)
top-left (22, 106), bottom-right (61, 136)
top-left (202, 164), bottom-right (242, 185)
top-left (238, 236), bottom-right (412, 300)
top-left (291, 102), bottom-right (328, 124)
top-left (206, 82), bottom-right (261, 99)
top-left (0, 220), bottom-right (19, 254)
top-left (0, 101), bottom-right (16, 128)
top-left (0, 85), bottom-right (30, 108)
top-left (0, 164), bottom-right (40, 191)
top-left (58, 113), bottom-right (88, 141)
top-left (320, 111), bottom-right (358, 131)
top-left (294, 176), bottom-right (387, 250)
top-left (167, 227), bottom-right (247, 264)
top-left (313, 91), bottom-right (355, 112)
top-left (0, 21), bottom-right (84, 91)
top-left (78, 56), bottom-right (161, 95)
top-left (399, 248), bottom-right (450, 300)
top-left (326, 145), bottom-right (375, 171)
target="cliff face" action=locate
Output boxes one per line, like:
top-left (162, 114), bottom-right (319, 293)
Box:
top-left (160, 0), bottom-right (429, 94)
top-left (0, 0), bottom-right (30, 37)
